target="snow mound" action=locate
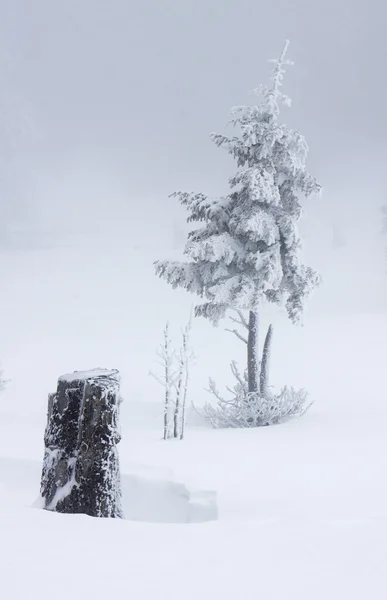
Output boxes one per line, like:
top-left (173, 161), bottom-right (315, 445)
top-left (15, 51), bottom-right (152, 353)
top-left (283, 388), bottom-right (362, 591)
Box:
top-left (122, 468), bottom-right (217, 523)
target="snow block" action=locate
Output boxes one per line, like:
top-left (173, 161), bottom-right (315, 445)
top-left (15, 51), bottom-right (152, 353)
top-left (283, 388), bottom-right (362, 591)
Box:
top-left (120, 466), bottom-right (218, 523)
top-left (188, 489), bottom-right (218, 523)
top-left (122, 473), bottom-right (190, 523)
top-left (40, 369), bottom-right (123, 518)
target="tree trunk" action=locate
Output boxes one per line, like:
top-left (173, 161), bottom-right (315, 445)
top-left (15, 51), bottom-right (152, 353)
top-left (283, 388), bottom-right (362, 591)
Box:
top-left (174, 354), bottom-right (183, 439)
top-left (247, 310), bottom-right (260, 394)
top-left (260, 324), bottom-right (273, 397)
top-left (163, 324), bottom-right (171, 440)
top-left (40, 369), bottom-right (123, 518)
top-left (180, 352), bottom-right (189, 440)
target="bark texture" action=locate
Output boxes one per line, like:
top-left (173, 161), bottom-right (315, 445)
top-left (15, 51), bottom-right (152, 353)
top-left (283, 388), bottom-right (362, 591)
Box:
top-left (247, 311), bottom-right (260, 394)
top-left (40, 369), bottom-right (123, 518)
top-left (260, 324), bottom-right (273, 397)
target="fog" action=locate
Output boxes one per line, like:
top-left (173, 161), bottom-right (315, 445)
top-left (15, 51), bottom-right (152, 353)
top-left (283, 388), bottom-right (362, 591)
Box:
top-left (0, 1), bottom-right (385, 400)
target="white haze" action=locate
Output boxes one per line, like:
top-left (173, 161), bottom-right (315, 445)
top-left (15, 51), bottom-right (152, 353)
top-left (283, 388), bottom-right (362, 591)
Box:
top-left (0, 4), bottom-right (387, 599)
top-left (0, 0), bottom-right (386, 406)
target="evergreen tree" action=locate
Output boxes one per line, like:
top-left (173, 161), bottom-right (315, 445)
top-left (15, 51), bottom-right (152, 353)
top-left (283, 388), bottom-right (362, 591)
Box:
top-left (155, 41), bottom-right (321, 394)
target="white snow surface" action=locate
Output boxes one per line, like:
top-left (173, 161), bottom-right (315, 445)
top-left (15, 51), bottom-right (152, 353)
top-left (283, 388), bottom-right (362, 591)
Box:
top-left (0, 243), bottom-right (386, 598)
top-left (58, 368), bottom-right (119, 382)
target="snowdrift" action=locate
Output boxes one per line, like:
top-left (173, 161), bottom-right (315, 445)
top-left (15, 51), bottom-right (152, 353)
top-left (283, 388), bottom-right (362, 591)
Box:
top-left (0, 456), bottom-right (217, 524)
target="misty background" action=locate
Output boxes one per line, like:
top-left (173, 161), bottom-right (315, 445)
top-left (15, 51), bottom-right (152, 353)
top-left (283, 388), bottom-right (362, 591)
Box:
top-left (0, 0), bottom-right (385, 413)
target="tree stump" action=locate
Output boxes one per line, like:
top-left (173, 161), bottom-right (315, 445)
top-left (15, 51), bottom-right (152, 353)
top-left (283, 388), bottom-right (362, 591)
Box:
top-left (40, 369), bottom-right (123, 518)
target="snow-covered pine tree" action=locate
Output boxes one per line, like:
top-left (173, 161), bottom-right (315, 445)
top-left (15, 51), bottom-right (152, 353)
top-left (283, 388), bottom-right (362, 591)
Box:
top-left (155, 40), bottom-right (321, 396)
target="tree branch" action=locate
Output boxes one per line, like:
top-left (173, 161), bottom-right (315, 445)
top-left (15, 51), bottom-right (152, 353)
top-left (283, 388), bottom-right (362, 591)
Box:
top-left (230, 360), bottom-right (245, 388)
top-left (225, 328), bottom-right (248, 344)
top-left (229, 310), bottom-right (248, 332)
top-left (237, 310), bottom-right (249, 329)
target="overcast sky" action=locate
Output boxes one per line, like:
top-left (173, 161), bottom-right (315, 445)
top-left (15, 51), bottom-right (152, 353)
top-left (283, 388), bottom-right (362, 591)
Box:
top-left (0, 0), bottom-right (386, 311)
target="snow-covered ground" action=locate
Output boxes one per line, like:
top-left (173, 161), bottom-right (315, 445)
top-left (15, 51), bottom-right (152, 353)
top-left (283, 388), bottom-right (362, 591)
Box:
top-left (0, 238), bottom-right (386, 598)
top-left (1, 388), bottom-right (386, 598)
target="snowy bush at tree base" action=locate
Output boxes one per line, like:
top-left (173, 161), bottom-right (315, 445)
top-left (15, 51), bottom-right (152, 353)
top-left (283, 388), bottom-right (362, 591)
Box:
top-left (203, 384), bottom-right (311, 429)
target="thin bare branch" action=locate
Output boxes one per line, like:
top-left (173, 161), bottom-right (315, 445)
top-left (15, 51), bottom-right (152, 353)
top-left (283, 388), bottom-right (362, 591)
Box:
top-left (225, 328), bottom-right (248, 344)
top-left (149, 371), bottom-right (166, 387)
top-left (230, 360), bottom-right (245, 388)
top-left (206, 378), bottom-right (226, 403)
top-left (236, 310), bottom-right (249, 329)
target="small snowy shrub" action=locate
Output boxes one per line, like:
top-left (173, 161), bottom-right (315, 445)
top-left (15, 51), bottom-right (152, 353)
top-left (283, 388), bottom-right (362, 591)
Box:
top-left (203, 367), bottom-right (311, 428)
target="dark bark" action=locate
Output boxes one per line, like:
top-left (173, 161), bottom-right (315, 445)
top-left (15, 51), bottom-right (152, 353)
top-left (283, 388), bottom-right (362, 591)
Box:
top-left (260, 324), bottom-right (273, 397)
top-left (40, 369), bottom-right (123, 518)
top-left (247, 310), bottom-right (260, 394)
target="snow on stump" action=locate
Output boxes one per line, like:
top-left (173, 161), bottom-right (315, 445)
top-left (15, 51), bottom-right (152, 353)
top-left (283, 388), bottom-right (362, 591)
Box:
top-left (40, 369), bottom-right (123, 518)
